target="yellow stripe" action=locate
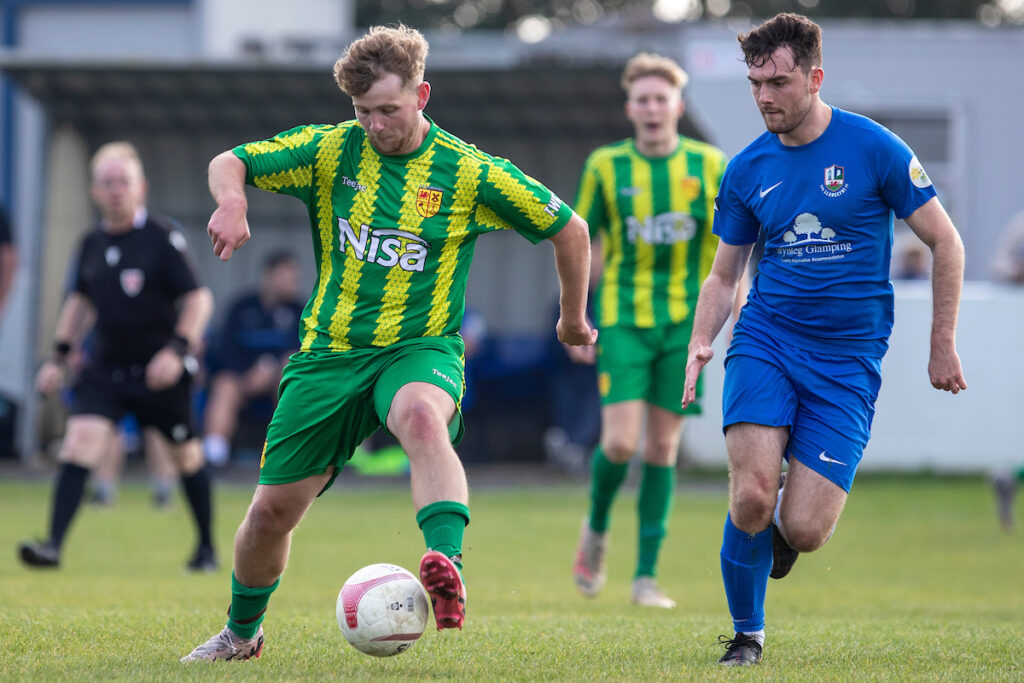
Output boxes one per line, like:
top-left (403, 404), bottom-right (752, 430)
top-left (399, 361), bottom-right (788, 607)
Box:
top-left (485, 163), bottom-right (559, 232)
top-left (253, 166), bottom-right (312, 193)
top-left (595, 156), bottom-right (622, 327)
top-left (667, 151), bottom-right (690, 323)
top-left (372, 147), bottom-right (434, 346)
top-left (243, 126), bottom-right (322, 156)
top-left (300, 127), bottom-right (348, 351)
top-left (325, 139), bottom-right (380, 351)
top-left (427, 156), bottom-right (478, 336)
top-left (631, 159), bottom-right (656, 328)
top-left (700, 152), bottom-right (724, 282)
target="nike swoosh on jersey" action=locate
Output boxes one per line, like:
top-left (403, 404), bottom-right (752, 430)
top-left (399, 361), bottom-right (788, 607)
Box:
top-left (759, 181), bottom-right (783, 198)
top-left (818, 450), bottom-right (846, 466)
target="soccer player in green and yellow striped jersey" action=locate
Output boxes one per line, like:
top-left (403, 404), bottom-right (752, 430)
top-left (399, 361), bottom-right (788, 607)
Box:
top-left (571, 53), bottom-right (729, 610)
top-left (183, 24), bottom-right (597, 662)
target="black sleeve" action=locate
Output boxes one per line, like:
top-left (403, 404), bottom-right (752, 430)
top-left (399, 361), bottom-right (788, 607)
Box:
top-left (160, 226), bottom-right (202, 298)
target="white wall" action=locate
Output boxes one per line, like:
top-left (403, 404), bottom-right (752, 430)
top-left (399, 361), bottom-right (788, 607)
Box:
top-left (681, 281), bottom-right (1024, 474)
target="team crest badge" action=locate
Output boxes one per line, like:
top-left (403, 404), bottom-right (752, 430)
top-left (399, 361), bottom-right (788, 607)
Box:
top-left (679, 176), bottom-right (702, 203)
top-left (120, 268), bottom-right (144, 297)
top-left (416, 186), bottom-right (443, 218)
top-left (824, 164), bottom-right (845, 192)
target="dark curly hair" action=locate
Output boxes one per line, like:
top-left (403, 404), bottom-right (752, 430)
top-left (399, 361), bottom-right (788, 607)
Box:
top-left (737, 13), bottom-right (822, 73)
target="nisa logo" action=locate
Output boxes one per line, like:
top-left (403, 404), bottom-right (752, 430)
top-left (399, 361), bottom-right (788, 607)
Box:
top-left (338, 218), bottom-right (430, 272)
top-left (626, 212), bottom-right (697, 245)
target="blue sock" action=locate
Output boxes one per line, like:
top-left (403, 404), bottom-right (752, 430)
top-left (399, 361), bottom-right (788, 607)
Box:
top-left (720, 512), bottom-right (772, 633)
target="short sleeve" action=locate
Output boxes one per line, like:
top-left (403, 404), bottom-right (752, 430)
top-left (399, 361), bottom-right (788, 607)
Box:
top-left (233, 125), bottom-right (326, 204)
top-left (712, 160), bottom-right (761, 246)
top-left (477, 157), bottom-right (573, 244)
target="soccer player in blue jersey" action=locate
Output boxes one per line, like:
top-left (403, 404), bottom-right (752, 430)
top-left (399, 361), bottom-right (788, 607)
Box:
top-left (681, 13), bottom-right (967, 666)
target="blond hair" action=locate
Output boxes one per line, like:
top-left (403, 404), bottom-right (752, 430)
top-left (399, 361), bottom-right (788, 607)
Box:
top-left (333, 24), bottom-right (429, 96)
top-left (620, 52), bottom-right (689, 92)
top-left (90, 141), bottom-right (145, 180)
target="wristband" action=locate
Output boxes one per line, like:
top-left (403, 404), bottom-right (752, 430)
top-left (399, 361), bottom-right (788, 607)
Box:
top-left (52, 340), bottom-right (72, 364)
top-left (165, 335), bottom-right (190, 357)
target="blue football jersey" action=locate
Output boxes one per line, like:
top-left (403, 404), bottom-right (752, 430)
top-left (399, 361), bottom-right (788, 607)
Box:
top-left (714, 107), bottom-right (937, 357)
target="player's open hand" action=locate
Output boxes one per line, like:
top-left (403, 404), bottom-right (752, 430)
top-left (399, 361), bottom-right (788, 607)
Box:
top-left (928, 343), bottom-right (967, 394)
top-left (207, 201), bottom-right (250, 262)
top-left (556, 317), bottom-right (598, 349)
top-left (146, 347), bottom-right (185, 391)
top-left (682, 344), bottom-right (714, 409)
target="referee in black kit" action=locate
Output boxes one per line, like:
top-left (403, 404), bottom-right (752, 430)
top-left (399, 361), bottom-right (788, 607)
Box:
top-left (20, 142), bottom-right (218, 571)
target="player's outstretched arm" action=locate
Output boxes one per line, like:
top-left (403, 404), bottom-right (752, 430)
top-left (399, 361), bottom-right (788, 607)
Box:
top-left (904, 197), bottom-right (968, 394)
top-left (207, 151), bottom-right (250, 262)
top-left (682, 242), bottom-right (753, 409)
top-left (550, 213), bottom-right (598, 348)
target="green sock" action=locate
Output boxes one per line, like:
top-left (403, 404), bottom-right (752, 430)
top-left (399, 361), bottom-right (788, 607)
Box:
top-left (589, 446), bottom-right (628, 533)
top-left (416, 501), bottom-right (470, 571)
top-left (227, 573), bottom-right (280, 639)
top-left (636, 463), bottom-right (675, 579)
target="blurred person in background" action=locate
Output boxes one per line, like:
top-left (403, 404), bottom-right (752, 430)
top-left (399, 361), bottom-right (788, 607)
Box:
top-left (570, 52), bottom-right (730, 610)
top-left (18, 141), bottom-right (217, 572)
top-left (181, 24), bottom-right (595, 662)
top-left (683, 13), bottom-right (966, 666)
top-left (202, 250), bottom-right (303, 468)
top-left (991, 209), bottom-right (1024, 284)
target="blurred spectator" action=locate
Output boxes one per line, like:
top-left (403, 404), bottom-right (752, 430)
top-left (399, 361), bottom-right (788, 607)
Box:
top-left (89, 416), bottom-right (177, 509)
top-left (202, 250), bottom-right (303, 467)
top-left (0, 204), bottom-right (16, 317)
top-left (992, 467), bottom-right (1023, 531)
top-left (892, 231), bottom-right (932, 280)
top-left (991, 210), bottom-right (1024, 284)
top-left (543, 293), bottom-right (600, 475)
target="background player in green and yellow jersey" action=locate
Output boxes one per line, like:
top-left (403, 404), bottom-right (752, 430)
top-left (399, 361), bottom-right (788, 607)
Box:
top-left (183, 24), bottom-right (597, 662)
top-left (571, 53), bottom-right (729, 609)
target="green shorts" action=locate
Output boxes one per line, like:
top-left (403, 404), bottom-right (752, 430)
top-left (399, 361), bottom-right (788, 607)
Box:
top-left (596, 321), bottom-right (702, 415)
top-left (258, 335), bottom-right (466, 492)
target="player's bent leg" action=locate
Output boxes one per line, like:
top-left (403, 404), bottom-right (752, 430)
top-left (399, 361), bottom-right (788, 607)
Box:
top-left (777, 458), bottom-right (847, 553)
top-left (235, 474), bottom-right (331, 586)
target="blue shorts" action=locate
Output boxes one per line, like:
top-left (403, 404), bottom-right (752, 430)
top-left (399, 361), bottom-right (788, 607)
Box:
top-left (721, 329), bottom-right (882, 492)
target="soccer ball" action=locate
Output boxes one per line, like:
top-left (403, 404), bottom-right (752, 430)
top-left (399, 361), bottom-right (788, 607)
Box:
top-left (336, 563), bottom-right (430, 657)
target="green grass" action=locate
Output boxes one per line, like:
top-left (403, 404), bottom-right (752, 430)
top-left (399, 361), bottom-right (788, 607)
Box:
top-left (1, 472), bottom-right (1021, 680)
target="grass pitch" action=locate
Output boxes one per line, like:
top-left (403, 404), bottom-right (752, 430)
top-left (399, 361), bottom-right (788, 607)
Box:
top-left (1, 469), bottom-right (1021, 680)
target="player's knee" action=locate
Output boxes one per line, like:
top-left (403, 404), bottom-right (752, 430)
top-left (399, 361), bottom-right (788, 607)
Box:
top-left (391, 399), bottom-right (447, 445)
top-left (246, 496), bottom-right (301, 536)
top-left (602, 436), bottom-right (638, 463)
top-left (730, 481), bottom-right (776, 530)
top-left (782, 521), bottom-right (833, 553)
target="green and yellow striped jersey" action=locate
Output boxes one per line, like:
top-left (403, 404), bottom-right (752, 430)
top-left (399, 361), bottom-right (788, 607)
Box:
top-left (234, 118), bottom-right (571, 353)
top-left (574, 137), bottom-right (727, 329)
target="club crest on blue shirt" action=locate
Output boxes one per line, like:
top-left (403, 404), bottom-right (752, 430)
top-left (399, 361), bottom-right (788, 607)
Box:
top-left (821, 164), bottom-right (847, 197)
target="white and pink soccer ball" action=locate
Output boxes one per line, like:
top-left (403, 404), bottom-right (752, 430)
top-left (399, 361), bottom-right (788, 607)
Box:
top-left (336, 563), bottom-right (430, 657)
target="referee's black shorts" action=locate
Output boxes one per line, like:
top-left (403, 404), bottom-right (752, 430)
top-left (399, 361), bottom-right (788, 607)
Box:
top-left (70, 362), bottom-right (195, 444)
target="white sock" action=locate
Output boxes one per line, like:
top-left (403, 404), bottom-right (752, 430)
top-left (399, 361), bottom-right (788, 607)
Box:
top-left (742, 630), bottom-right (765, 646)
top-left (203, 434), bottom-right (230, 466)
